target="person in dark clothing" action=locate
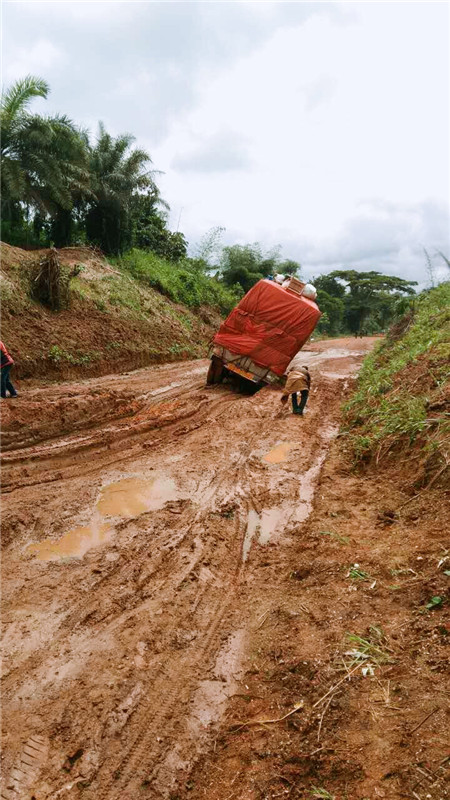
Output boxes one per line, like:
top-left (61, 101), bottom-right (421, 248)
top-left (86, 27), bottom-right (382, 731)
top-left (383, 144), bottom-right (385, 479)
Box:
top-left (1, 341), bottom-right (18, 398)
top-left (280, 364), bottom-right (310, 415)
top-left (291, 386), bottom-right (309, 415)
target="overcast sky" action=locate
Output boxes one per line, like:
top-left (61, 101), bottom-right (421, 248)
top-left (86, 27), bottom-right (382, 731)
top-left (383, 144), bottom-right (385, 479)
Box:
top-left (3, 0), bottom-right (449, 284)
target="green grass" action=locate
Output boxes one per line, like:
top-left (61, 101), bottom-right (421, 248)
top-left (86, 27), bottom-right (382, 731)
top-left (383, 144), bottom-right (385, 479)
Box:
top-left (320, 530), bottom-right (350, 545)
top-left (48, 345), bottom-right (101, 367)
top-left (345, 628), bottom-right (393, 666)
top-left (347, 564), bottom-right (370, 581)
top-left (115, 248), bottom-right (239, 314)
top-left (309, 788), bottom-right (335, 800)
top-left (344, 283), bottom-right (450, 462)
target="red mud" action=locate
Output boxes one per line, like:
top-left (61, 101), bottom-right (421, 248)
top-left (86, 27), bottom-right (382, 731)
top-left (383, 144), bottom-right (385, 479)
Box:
top-left (2, 337), bottom-right (448, 800)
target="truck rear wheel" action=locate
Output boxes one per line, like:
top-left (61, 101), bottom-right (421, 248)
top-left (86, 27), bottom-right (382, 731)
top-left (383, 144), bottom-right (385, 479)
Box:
top-left (207, 356), bottom-right (224, 385)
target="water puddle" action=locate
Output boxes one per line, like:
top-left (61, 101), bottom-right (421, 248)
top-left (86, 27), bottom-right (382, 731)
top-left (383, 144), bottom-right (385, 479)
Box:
top-left (287, 348), bottom-right (367, 379)
top-left (142, 366), bottom-right (206, 399)
top-left (187, 628), bottom-right (245, 733)
top-left (27, 473), bottom-right (178, 561)
top-left (313, 348), bottom-right (363, 360)
top-left (294, 426), bottom-right (338, 523)
top-left (96, 476), bottom-right (178, 518)
top-left (323, 368), bottom-right (358, 379)
top-left (242, 510), bottom-right (260, 562)
top-left (263, 442), bottom-right (295, 464)
top-left (258, 507), bottom-right (285, 544)
top-left (244, 425), bottom-right (339, 560)
top-left (27, 520), bottom-right (112, 561)
top-left (243, 506), bottom-right (287, 558)
top-left (148, 381), bottom-right (182, 397)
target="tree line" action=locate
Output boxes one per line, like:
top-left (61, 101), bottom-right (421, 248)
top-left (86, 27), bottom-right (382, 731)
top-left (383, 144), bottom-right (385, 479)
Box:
top-left (1, 75), bottom-right (186, 259)
top-left (2, 75), bottom-right (422, 335)
top-left (216, 246), bottom-right (417, 336)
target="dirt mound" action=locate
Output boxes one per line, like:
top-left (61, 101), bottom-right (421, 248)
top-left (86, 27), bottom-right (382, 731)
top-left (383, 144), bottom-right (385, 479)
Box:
top-left (0, 242), bottom-right (221, 381)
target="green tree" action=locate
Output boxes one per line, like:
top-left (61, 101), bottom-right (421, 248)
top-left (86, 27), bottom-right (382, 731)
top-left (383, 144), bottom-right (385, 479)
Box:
top-left (84, 123), bottom-right (154, 254)
top-left (316, 291), bottom-right (344, 335)
top-left (193, 226), bottom-right (225, 268)
top-left (128, 190), bottom-right (187, 261)
top-left (314, 274), bottom-right (346, 299)
top-left (279, 258), bottom-right (301, 276)
top-left (1, 75), bottom-right (89, 244)
top-left (220, 243), bottom-right (290, 293)
top-left (220, 244), bottom-right (265, 292)
top-left (329, 270), bottom-right (417, 335)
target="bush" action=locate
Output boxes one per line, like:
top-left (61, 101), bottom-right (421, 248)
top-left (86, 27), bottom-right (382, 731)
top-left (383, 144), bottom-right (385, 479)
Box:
top-left (115, 249), bottom-right (239, 314)
top-left (344, 282), bottom-right (450, 465)
top-left (29, 249), bottom-right (82, 310)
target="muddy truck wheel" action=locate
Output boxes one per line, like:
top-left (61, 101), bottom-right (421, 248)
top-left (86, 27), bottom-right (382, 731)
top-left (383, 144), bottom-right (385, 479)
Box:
top-left (206, 355), bottom-right (224, 384)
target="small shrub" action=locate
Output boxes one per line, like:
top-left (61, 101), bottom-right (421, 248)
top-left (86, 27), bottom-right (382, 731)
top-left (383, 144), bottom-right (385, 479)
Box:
top-left (48, 345), bottom-right (100, 367)
top-left (29, 249), bottom-right (72, 310)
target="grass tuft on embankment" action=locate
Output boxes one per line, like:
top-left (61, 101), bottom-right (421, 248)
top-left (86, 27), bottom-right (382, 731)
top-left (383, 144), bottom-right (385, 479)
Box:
top-left (344, 283), bottom-right (450, 481)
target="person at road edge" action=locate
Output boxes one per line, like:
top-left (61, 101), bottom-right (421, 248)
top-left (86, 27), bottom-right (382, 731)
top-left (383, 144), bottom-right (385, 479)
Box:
top-left (1, 340), bottom-right (18, 398)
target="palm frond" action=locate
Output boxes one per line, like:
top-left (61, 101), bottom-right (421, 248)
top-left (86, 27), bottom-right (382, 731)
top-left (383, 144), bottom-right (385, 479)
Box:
top-left (1, 75), bottom-right (49, 117)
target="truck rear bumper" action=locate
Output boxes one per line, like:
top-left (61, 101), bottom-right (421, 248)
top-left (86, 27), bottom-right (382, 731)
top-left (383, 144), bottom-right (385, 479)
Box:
top-left (211, 345), bottom-right (283, 385)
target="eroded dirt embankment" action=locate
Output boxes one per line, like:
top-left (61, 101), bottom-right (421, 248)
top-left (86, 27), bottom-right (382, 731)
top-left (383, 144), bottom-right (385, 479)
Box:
top-left (0, 242), bottom-right (221, 381)
top-left (2, 338), bottom-right (384, 800)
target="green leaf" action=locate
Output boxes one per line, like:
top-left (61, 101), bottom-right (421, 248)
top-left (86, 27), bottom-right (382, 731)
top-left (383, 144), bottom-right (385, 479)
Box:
top-left (425, 596), bottom-right (444, 610)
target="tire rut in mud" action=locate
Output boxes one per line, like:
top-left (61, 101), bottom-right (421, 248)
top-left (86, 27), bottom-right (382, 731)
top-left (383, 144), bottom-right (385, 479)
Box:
top-left (1, 347), bottom-right (371, 800)
top-left (1, 385), bottom-right (241, 492)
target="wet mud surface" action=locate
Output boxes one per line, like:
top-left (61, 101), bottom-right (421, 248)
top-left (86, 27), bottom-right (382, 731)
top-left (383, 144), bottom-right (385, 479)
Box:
top-left (1, 338), bottom-right (379, 799)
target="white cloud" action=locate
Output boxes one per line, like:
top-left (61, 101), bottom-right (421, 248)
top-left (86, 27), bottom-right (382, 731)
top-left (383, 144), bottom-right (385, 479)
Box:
top-left (273, 199), bottom-right (450, 286)
top-left (172, 130), bottom-right (252, 173)
top-left (2, 1), bottom-right (449, 285)
top-left (302, 74), bottom-right (337, 112)
top-left (5, 39), bottom-right (65, 82)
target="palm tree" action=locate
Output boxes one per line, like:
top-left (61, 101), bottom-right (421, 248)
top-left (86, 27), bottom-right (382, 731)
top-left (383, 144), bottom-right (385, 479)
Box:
top-left (1, 75), bottom-right (90, 243)
top-left (1, 75), bottom-right (48, 208)
top-left (84, 122), bottom-right (156, 254)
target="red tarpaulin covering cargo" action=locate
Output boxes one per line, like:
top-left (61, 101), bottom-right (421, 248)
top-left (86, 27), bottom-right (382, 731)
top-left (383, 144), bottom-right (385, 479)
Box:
top-left (213, 279), bottom-right (321, 378)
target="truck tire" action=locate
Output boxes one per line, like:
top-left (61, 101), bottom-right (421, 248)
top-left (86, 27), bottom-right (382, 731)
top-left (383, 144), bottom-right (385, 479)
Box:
top-left (207, 356), bottom-right (224, 385)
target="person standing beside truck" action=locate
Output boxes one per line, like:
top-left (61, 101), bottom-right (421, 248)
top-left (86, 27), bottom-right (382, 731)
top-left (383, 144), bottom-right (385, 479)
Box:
top-left (1, 340), bottom-right (18, 398)
top-left (281, 364), bottom-right (310, 415)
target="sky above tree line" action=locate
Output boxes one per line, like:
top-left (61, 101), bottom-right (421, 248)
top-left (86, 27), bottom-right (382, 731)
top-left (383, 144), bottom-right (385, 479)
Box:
top-left (3, 0), bottom-right (449, 284)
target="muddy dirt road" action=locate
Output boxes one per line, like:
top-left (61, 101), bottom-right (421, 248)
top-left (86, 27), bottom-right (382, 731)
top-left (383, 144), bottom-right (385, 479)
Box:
top-left (1, 338), bottom-right (376, 800)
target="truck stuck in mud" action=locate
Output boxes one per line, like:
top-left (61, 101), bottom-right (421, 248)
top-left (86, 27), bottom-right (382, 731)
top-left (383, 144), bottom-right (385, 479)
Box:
top-left (207, 277), bottom-right (321, 387)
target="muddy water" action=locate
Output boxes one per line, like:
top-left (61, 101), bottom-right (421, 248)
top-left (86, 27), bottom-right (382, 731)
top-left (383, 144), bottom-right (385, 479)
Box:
top-left (299, 348), bottom-right (365, 363)
top-left (97, 475), bottom-right (178, 518)
top-left (244, 426), bottom-right (339, 558)
top-left (27, 520), bottom-right (112, 561)
top-left (263, 442), bottom-right (295, 464)
top-left (258, 507), bottom-right (285, 544)
top-left (27, 474), bottom-right (178, 561)
top-left (154, 629), bottom-right (246, 792)
top-left (188, 628), bottom-right (245, 732)
top-left (243, 509), bottom-right (260, 561)
top-left (293, 430), bottom-right (337, 523)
